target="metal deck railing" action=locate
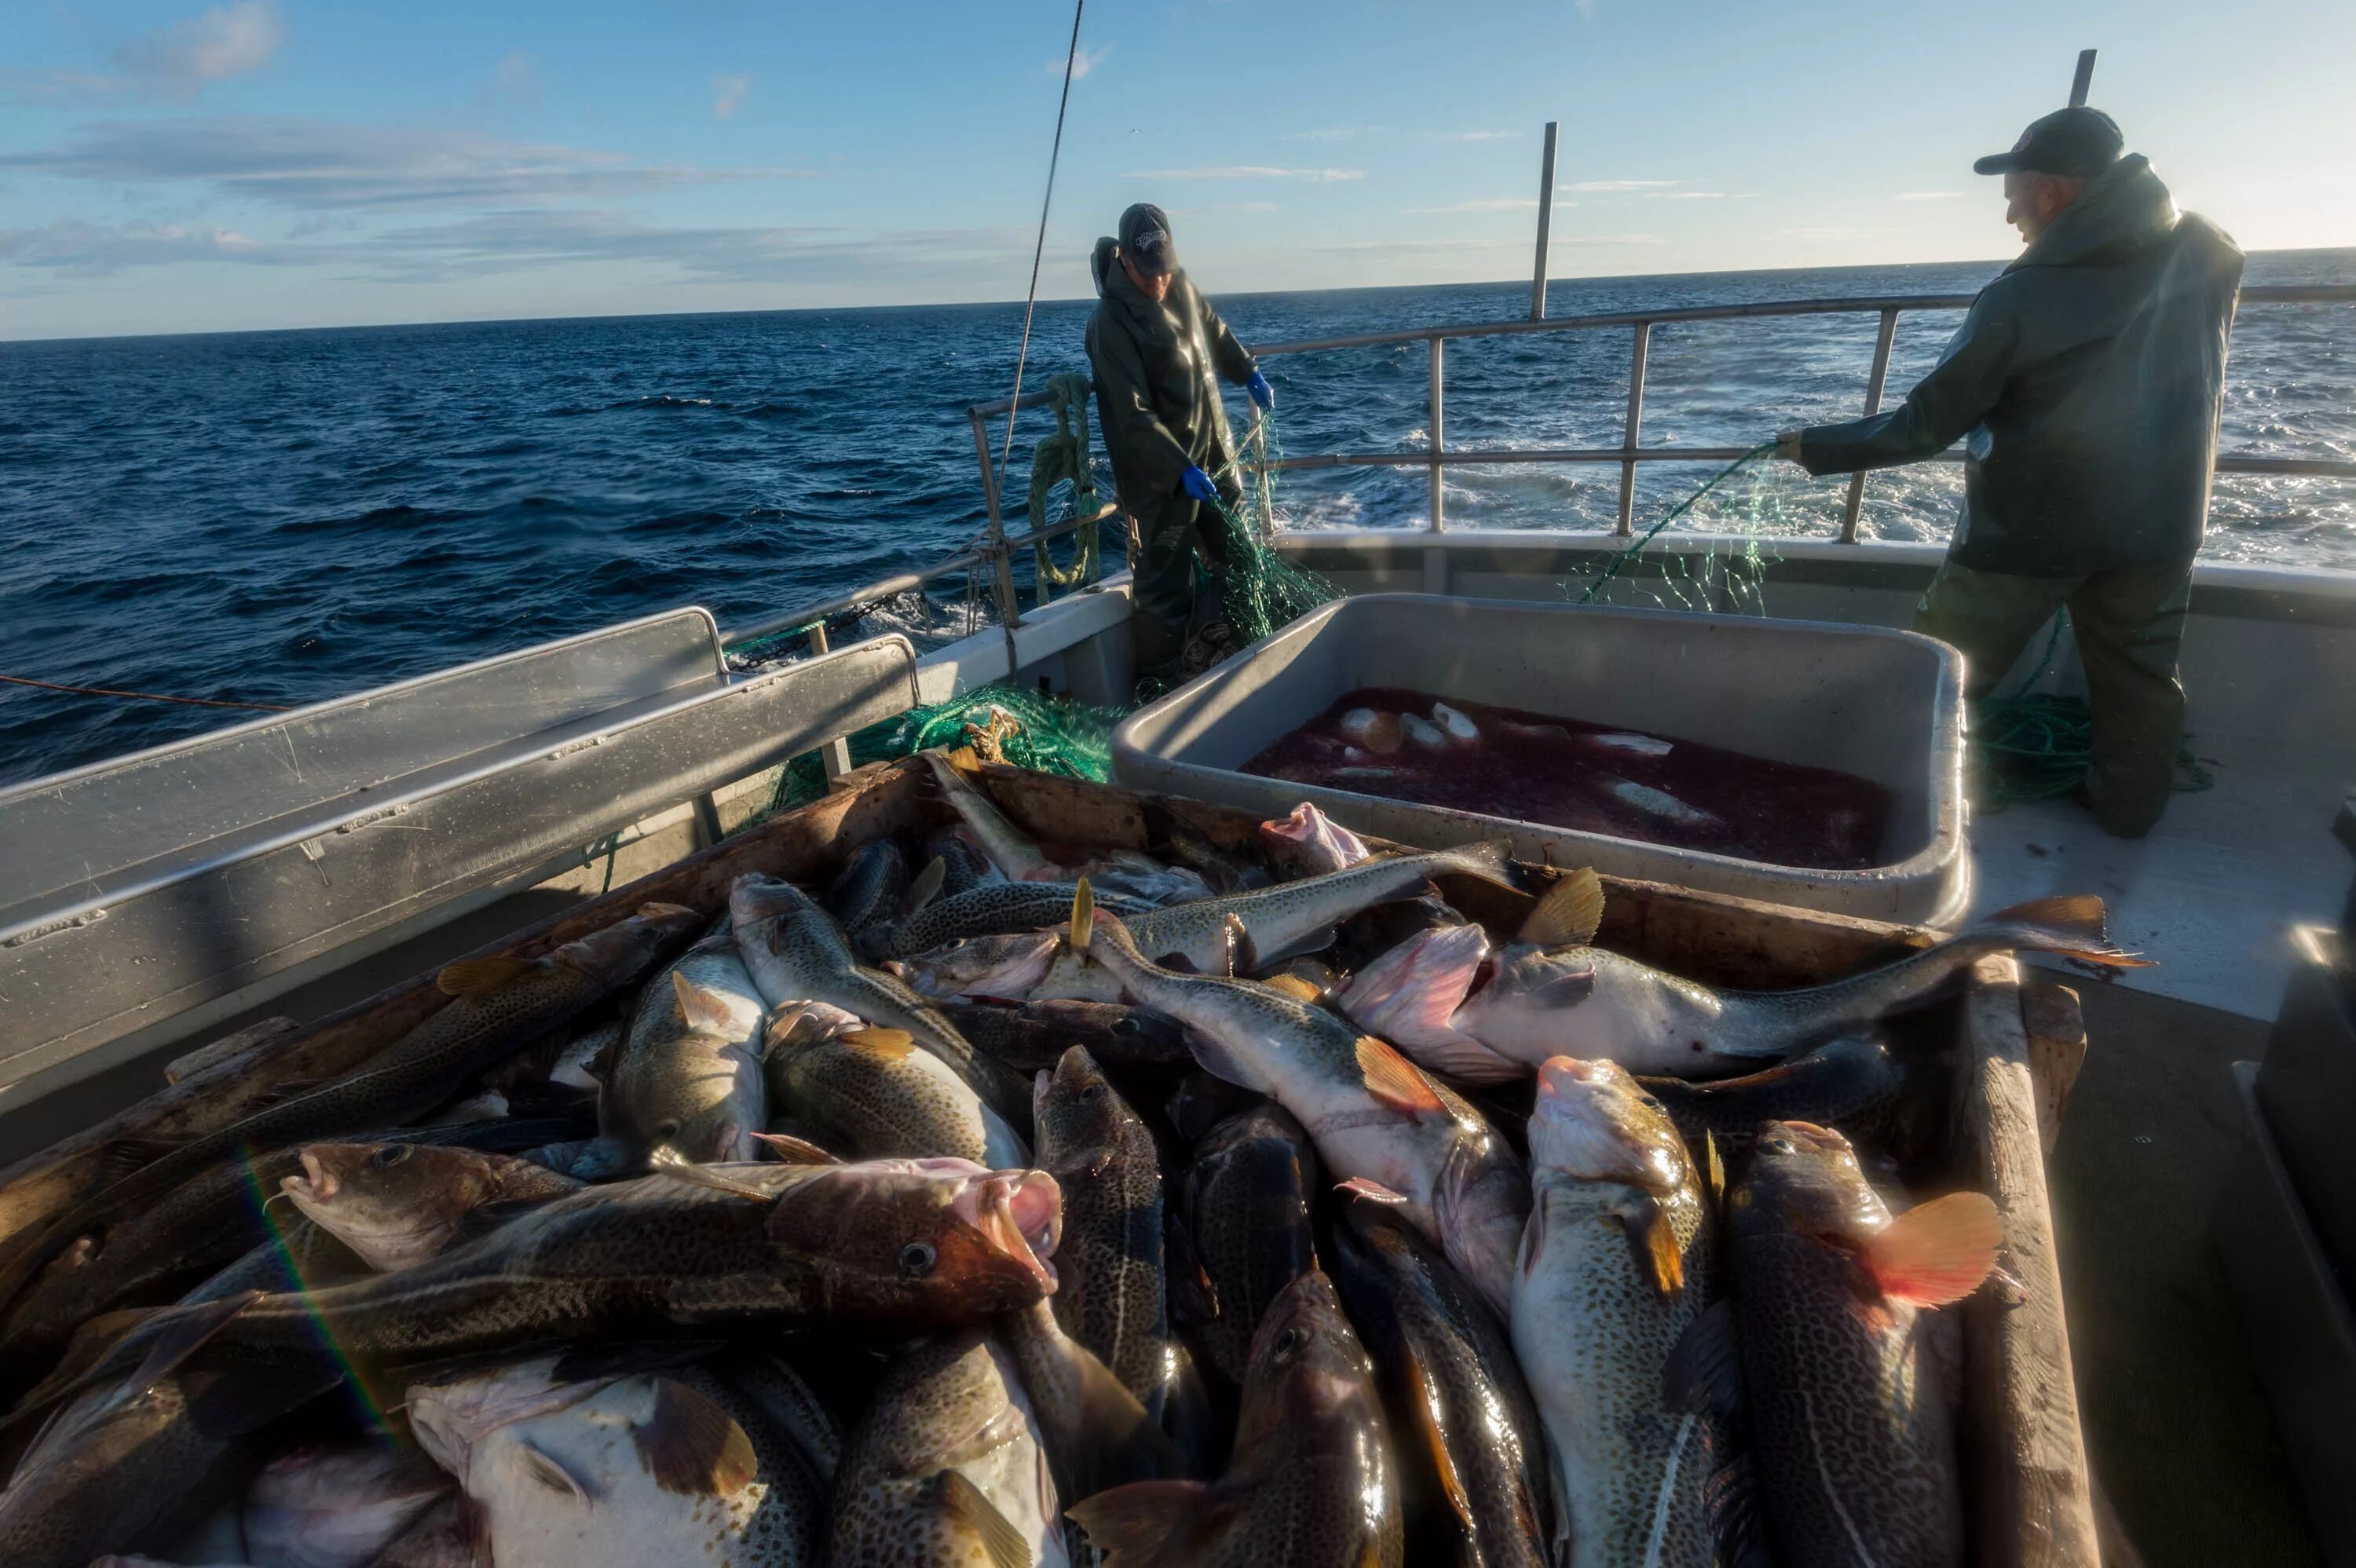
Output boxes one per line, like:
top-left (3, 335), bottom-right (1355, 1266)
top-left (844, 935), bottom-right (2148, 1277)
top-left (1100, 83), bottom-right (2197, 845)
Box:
top-left (725, 282), bottom-right (2356, 653)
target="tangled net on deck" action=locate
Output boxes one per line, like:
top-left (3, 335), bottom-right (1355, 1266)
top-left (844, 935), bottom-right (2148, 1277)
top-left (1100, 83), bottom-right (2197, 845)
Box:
top-left (758, 682), bottom-right (1125, 819)
top-left (1969, 611), bottom-right (2215, 811)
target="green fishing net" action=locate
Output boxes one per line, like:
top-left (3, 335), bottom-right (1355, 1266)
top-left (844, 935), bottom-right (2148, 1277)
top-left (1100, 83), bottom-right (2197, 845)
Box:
top-left (755, 682), bottom-right (1125, 820)
top-left (1205, 407), bottom-right (1344, 645)
top-left (1563, 442), bottom-right (1796, 614)
top-left (1968, 611), bottom-right (2215, 812)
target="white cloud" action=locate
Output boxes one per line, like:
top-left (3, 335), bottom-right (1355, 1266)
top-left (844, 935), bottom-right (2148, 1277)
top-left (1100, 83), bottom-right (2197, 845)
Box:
top-left (0, 217), bottom-right (291, 276)
top-left (1052, 44), bottom-right (1111, 80)
top-left (712, 73), bottom-right (751, 120)
top-left (86, 0), bottom-right (286, 103)
top-left (2, 116), bottom-right (809, 209)
top-left (1645, 191), bottom-right (1758, 200)
top-left (1407, 197), bottom-right (1542, 212)
top-left (1436, 130), bottom-right (1521, 142)
top-left (1566, 178), bottom-right (1679, 192)
top-left (1127, 166), bottom-right (1363, 182)
top-left (1165, 202), bottom-right (1279, 215)
top-left (1895, 191), bottom-right (1963, 200)
top-left (1285, 126), bottom-right (1380, 142)
top-left (0, 208), bottom-right (1038, 287)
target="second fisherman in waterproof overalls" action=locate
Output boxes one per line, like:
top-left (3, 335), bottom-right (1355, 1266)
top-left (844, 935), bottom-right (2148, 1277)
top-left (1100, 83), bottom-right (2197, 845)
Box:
top-left (1085, 203), bottom-right (1275, 680)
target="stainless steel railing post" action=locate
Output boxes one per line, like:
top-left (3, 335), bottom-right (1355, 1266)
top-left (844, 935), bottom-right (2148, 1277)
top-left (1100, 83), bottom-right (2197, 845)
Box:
top-left (1617, 321), bottom-right (1651, 536)
top-left (1840, 309), bottom-right (1901, 543)
top-left (1428, 337), bottom-right (1446, 532)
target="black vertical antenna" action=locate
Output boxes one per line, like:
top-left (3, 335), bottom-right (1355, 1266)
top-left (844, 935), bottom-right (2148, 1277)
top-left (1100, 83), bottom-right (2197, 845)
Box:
top-left (2069, 49), bottom-right (2097, 107)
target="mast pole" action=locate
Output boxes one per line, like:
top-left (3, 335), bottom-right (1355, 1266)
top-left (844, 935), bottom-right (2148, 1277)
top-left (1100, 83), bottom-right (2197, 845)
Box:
top-left (1530, 122), bottom-right (1559, 320)
top-left (2069, 49), bottom-right (2096, 107)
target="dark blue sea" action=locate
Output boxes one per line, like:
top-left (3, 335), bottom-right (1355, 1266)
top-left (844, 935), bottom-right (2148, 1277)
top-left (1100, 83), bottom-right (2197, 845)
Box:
top-left (4, 252), bottom-right (2351, 787)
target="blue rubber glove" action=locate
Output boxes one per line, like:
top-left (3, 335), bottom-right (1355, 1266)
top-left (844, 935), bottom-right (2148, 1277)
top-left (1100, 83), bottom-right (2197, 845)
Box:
top-left (1181, 466), bottom-right (1219, 503)
top-left (1246, 370), bottom-right (1275, 411)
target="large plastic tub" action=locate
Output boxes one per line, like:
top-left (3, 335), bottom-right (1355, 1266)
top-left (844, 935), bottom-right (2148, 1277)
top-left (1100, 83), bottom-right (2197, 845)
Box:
top-left (1111, 594), bottom-right (1968, 924)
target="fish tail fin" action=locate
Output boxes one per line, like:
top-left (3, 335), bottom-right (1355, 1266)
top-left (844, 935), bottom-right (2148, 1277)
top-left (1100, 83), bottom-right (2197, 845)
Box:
top-left (1070, 879), bottom-right (1096, 952)
top-left (1440, 838), bottom-right (1521, 889)
top-left (1968, 894), bottom-right (2154, 970)
top-left (1065, 1479), bottom-right (1220, 1568)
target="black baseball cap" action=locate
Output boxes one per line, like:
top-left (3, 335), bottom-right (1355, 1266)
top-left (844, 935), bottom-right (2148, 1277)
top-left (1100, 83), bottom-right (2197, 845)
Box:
top-left (1119, 203), bottom-right (1177, 276)
top-left (1974, 107), bottom-right (2124, 179)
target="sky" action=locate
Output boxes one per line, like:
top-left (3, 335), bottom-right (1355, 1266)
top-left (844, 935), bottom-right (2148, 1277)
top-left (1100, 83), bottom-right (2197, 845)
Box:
top-left (3, 0), bottom-right (2352, 340)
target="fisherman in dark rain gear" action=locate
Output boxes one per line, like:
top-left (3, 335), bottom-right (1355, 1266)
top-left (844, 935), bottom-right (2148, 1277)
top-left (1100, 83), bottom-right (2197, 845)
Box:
top-left (1087, 203), bottom-right (1275, 678)
top-left (1781, 108), bottom-right (2243, 838)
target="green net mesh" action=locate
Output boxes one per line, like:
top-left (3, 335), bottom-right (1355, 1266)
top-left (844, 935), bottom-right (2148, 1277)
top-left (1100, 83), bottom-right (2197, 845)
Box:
top-left (1967, 610), bottom-right (2215, 812)
top-left (1206, 408), bottom-right (1344, 645)
top-left (1564, 442), bottom-right (1789, 612)
top-left (755, 682), bottom-right (1125, 820)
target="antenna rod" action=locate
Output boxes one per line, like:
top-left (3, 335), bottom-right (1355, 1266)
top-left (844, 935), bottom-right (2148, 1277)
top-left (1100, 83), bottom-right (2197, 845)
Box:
top-left (1530, 121), bottom-right (1559, 320)
top-left (2069, 49), bottom-right (2096, 107)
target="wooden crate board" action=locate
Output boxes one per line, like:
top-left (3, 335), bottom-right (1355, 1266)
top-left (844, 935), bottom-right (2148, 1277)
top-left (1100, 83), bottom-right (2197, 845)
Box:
top-left (0, 758), bottom-right (2098, 1567)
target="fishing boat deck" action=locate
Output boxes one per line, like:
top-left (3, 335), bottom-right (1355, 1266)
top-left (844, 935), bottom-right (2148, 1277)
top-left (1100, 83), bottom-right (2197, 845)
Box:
top-left (2058, 981), bottom-right (2323, 1565)
top-left (1972, 736), bottom-right (2351, 1019)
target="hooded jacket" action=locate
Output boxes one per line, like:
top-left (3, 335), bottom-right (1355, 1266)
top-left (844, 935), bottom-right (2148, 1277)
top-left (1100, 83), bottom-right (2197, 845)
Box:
top-left (1798, 155), bottom-right (2244, 575)
top-left (1085, 236), bottom-right (1259, 512)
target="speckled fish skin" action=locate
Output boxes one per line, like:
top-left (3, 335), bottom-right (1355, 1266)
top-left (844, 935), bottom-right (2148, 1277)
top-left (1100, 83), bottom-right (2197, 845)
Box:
top-left (409, 1355), bottom-right (824, 1568)
top-left (1081, 912), bottom-right (1529, 1318)
top-left (1178, 1104), bottom-right (1319, 1385)
top-left (730, 874), bottom-right (989, 1084)
top-left (859, 881), bottom-right (1151, 962)
top-left (771, 1026), bottom-right (1029, 1168)
top-left (1066, 1269), bottom-right (1400, 1568)
top-left (1116, 842), bottom-right (1516, 974)
top-left (280, 1142), bottom-right (582, 1272)
top-left (80, 1160), bottom-right (1061, 1381)
top-left (829, 1332), bottom-right (1070, 1568)
top-left (603, 932), bottom-right (771, 1161)
top-left (1511, 1058), bottom-right (1716, 1568)
top-left (1725, 1121), bottom-right (1970, 1568)
top-left (0, 1370), bottom-right (254, 1568)
top-left (0, 902), bottom-right (703, 1320)
top-left (0, 1117), bottom-right (573, 1365)
top-left (1331, 1204), bottom-right (1550, 1568)
top-left (1031, 1047), bottom-right (1174, 1417)
top-left (831, 839), bottom-right (910, 934)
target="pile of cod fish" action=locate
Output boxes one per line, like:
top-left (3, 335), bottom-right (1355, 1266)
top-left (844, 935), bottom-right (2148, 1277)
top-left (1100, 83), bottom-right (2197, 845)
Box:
top-left (0, 751), bottom-right (2142, 1568)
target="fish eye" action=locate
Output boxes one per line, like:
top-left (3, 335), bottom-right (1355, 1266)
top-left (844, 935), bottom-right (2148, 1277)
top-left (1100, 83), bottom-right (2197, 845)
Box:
top-left (1764, 1136), bottom-right (1795, 1155)
top-left (1271, 1326), bottom-right (1304, 1362)
top-left (1638, 1095), bottom-right (1666, 1115)
top-left (653, 1120), bottom-right (681, 1140)
top-left (897, 1241), bottom-right (938, 1278)
top-left (368, 1146), bottom-right (412, 1169)
top-left (1080, 1083), bottom-right (1106, 1103)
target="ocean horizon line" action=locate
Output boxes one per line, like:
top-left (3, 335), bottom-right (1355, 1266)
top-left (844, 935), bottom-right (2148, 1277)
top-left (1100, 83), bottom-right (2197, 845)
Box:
top-left (12, 244), bottom-right (2353, 350)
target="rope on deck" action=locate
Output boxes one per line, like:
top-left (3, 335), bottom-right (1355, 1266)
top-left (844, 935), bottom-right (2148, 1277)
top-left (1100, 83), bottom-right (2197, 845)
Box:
top-left (0, 672), bottom-right (291, 712)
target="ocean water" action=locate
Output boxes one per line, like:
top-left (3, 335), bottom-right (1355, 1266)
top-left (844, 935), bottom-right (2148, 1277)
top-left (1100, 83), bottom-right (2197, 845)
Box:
top-left (2, 251), bottom-right (2351, 787)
